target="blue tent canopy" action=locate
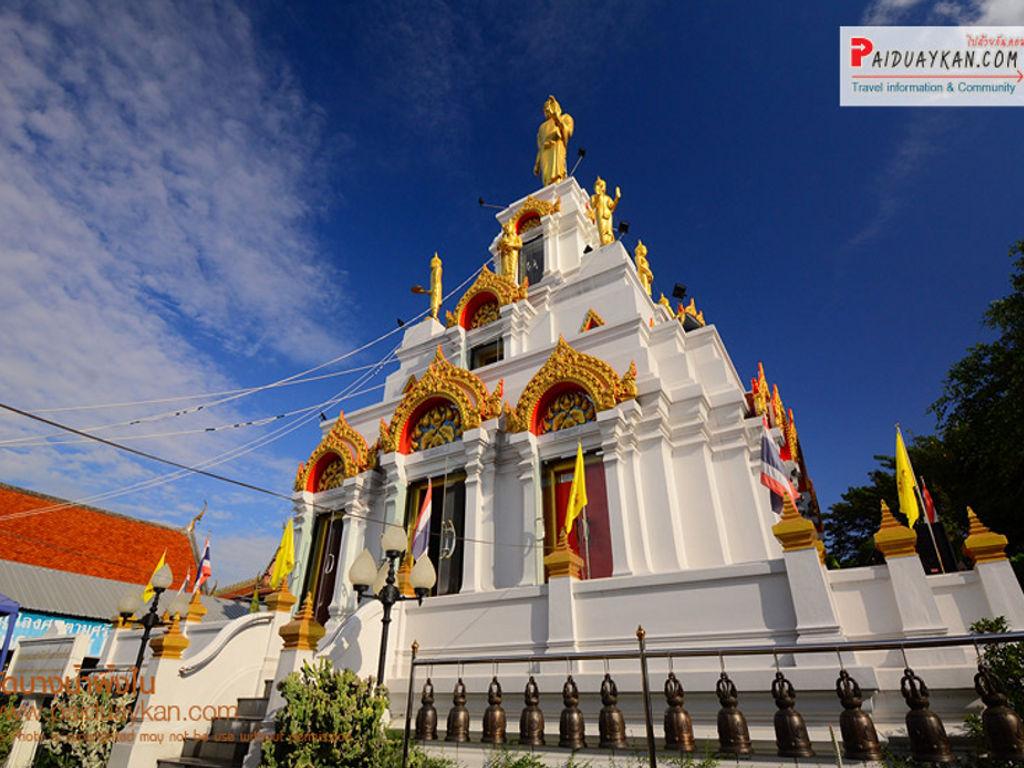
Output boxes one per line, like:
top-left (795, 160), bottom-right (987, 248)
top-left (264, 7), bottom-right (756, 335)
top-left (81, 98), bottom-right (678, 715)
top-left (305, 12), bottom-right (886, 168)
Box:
top-left (0, 592), bottom-right (19, 669)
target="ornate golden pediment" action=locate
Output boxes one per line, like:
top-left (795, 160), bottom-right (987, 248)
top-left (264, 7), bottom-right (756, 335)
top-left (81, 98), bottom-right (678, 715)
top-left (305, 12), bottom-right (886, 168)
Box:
top-left (295, 410), bottom-right (371, 492)
top-left (505, 336), bottom-right (636, 434)
top-left (509, 194), bottom-right (561, 232)
top-left (379, 346), bottom-right (504, 454)
top-left (446, 266), bottom-right (528, 329)
top-left (580, 308), bottom-right (605, 332)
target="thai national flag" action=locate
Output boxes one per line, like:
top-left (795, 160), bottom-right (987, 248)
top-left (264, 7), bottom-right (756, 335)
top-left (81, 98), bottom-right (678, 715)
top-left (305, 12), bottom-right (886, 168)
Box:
top-left (411, 480), bottom-right (432, 559)
top-left (760, 419), bottom-right (798, 514)
top-left (193, 537), bottom-right (212, 593)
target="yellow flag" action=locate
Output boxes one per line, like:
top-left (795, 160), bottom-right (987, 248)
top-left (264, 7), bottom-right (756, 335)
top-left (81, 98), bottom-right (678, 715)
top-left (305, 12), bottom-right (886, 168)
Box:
top-left (269, 519), bottom-right (296, 590)
top-left (895, 426), bottom-right (920, 529)
top-left (563, 442), bottom-right (588, 536)
top-left (141, 550), bottom-right (167, 603)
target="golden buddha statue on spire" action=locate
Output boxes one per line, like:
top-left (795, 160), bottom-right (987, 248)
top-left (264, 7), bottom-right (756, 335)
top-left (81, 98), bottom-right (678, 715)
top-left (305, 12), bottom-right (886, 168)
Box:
top-left (430, 252), bottom-right (443, 320)
top-left (588, 176), bottom-right (621, 246)
top-left (633, 240), bottom-right (653, 296)
top-left (534, 95), bottom-right (574, 187)
top-left (497, 218), bottom-right (522, 281)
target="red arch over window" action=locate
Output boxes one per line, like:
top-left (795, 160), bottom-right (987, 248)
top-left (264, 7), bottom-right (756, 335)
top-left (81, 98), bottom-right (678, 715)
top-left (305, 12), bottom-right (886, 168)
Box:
top-left (399, 395), bottom-right (463, 454)
top-left (530, 382), bottom-right (595, 436)
top-left (516, 213), bottom-right (540, 234)
top-left (459, 291), bottom-right (499, 330)
top-left (307, 451), bottom-right (344, 492)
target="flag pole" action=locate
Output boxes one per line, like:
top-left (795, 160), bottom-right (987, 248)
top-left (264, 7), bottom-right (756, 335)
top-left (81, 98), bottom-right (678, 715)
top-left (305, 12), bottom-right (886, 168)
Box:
top-left (916, 477), bottom-right (946, 574)
top-left (581, 505), bottom-right (592, 580)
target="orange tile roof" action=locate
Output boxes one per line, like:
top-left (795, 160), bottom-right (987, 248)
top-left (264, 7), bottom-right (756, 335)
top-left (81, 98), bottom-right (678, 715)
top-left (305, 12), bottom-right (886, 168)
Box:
top-left (0, 483), bottom-right (196, 586)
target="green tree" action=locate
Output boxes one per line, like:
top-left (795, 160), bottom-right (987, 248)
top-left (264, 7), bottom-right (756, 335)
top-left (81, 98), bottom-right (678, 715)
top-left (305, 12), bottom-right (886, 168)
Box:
top-left (824, 243), bottom-right (1024, 571)
top-left (932, 242), bottom-right (1024, 567)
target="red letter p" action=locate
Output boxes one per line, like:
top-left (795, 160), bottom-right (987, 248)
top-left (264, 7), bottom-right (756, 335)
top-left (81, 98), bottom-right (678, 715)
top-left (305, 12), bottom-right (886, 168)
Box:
top-left (850, 37), bottom-right (874, 67)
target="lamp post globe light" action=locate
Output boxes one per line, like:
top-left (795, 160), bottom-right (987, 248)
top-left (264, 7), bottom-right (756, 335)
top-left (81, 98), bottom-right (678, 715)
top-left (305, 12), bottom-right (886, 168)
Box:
top-left (118, 563), bottom-right (174, 676)
top-left (348, 525), bottom-right (436, 687)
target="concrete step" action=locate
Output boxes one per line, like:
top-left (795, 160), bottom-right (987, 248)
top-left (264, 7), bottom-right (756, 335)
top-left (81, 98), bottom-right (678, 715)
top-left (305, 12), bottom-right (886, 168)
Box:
top-left (156, 757), bottom-right (236, 768)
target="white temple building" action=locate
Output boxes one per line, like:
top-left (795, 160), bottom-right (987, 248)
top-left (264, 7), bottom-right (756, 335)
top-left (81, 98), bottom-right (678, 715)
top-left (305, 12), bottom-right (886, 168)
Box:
top-left (90, 101), bottom-right (1024, 768)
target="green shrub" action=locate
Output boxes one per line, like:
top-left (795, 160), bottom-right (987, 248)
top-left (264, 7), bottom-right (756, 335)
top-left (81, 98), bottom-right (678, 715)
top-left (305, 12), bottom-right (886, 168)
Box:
top-left (34, 686), bottom-right (134, 768)
top-left (483, 745), bottom-right (548, 768)
top-left (0, 696), bottom-right (22, 764)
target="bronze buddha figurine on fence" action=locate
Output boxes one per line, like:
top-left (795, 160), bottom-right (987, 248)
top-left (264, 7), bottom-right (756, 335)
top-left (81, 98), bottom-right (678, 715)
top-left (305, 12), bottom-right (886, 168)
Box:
top-left (519, 675), bottom-right (545, 746)
top-left (975, 662), bottom-right (1024, 761)
top-left (598, 673), bottom-right (628, 749)
top-left (715, 671), bottom-right (752, 756)
top-left (559, 675), bottom-right (587, 749)
top-left (445, 678), bottom-right (470, 742)
top-left (835, 669), bottom-right (882, 761)
top-left (771, 671), bottom-right (814, 758)
top-left (663, 672), bottom-right (694, 752)
top-left (481, 676), bottom-right (507, 744)
top-left (901, 667), bottom-right (953, 763)
top-left (415, 677), bottom-right (438, 741)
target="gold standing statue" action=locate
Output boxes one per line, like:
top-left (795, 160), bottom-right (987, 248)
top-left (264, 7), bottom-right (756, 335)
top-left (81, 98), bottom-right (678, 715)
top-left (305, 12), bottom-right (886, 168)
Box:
top-left (497, 219), bottom-right (523, 281)
top-left (430, 252), bottom-right (443, 320)
top-left (534, 95), bottom-right (574, 186)
top-left (588, 176), bottom-right (621, 246)
top-left (634, 240), bottom-right (653, 296)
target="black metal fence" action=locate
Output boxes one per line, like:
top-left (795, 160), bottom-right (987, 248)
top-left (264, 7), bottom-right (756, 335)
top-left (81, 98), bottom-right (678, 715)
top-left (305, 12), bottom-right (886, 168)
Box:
top-left (400, 627), bottom-right (1024, 767)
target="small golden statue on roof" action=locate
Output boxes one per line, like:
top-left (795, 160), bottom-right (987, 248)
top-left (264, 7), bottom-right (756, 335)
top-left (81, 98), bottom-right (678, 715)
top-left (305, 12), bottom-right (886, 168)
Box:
top-left (634, 240), bottom-right (653, 296)
top-left (430, 252), bottom-right (443, 320)
top-left (588, 176), bottom-right (621, 246)
top-left (497, 219), bottom-right (522, 281)
top-left (534, 95), bottom-right (574, 187)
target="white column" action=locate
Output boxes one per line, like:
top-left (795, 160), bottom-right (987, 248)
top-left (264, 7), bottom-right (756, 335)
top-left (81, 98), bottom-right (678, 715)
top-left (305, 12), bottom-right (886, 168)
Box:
top-left (325, 474), bottom-right (374, 633)
top-left (510, 430), bottom-right (543, 586)
top-left (975, 559), bottom-right (1024, 629)
top-left (597, 402), bottom-right (651, 577)
top-left (289, 495), bottom-right (316, 595)
top-left (459, 426), bottom-right (494, 593)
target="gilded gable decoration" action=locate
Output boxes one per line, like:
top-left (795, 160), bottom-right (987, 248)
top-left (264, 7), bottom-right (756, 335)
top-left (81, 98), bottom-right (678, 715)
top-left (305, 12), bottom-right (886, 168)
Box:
top-left (379, 346), bottom-right (504, 454)
top-left (446, 266), bottom-right (528, 330)
top-left (295, 410), bottom-right (371, 492)
top-left (505, 336), bottom-right (637, 434)
top-left (580, 308), bottom-right (605, 332)
top-left (510, 195), bottom-right (561, 234)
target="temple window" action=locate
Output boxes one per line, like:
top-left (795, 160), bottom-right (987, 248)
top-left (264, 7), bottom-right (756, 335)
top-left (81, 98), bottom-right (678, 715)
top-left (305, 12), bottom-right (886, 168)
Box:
top-left (301, 513), bottom-right (344, 625)
top-left (520, 233), bottom-right (544, 286)
top-left (541, 452), bottom-right (611, 580)
top-left (409, 401), bottom-right (463, 452)
top-left (469, 337), bottom-right (504, 370)
top-left (537, 389), bottom-right (597, 434)
top-left (405, 473), bottom-right (466, 596)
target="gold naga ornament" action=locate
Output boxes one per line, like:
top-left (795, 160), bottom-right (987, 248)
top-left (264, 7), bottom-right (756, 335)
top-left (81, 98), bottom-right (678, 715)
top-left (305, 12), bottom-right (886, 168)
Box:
top-left (751, 362), bottom-right (770, 417)
top-left (677, 297), bottom-right (705, 327)
top-left (534, 95), bottom-right (575, 187)
top-left (633, 240), bottom-right (653, 296)
top-left (587, 176), bottom-right (622, 246)
top-left (771, 384), bottom-right (785, 430)
top-left (497, 218), bottom-right (523, 281)
top-left (504, 336), bottom-right (637, 434)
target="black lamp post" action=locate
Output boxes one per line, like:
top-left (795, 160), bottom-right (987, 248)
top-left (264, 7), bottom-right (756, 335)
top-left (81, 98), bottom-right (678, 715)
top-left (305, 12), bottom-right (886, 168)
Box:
top-left (349, 525), bottom-right (436, 687)
top-left (117, 563), bottom-right (176, 678)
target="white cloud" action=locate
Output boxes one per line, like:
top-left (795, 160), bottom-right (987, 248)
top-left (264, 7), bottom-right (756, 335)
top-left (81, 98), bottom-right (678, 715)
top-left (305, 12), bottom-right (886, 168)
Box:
top-left (0, 3), bottom-right (349, 536)
top-left (863, 0), bottom-right (1024, 24)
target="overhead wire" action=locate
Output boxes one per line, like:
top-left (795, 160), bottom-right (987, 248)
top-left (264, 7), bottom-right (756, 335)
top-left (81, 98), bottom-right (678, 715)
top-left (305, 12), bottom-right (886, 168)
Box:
top-left (2, 261), bottom-right (484, 444)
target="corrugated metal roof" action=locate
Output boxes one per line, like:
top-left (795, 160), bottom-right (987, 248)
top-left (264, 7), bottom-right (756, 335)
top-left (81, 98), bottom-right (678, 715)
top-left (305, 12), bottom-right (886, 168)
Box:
top-left (0, 559), bottom-right (248, 623)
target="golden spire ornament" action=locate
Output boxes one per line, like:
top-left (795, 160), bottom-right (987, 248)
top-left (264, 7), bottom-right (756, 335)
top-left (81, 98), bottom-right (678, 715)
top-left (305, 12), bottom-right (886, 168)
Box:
top-left (633, 240), bottom-right (653, 296)
top-left (430, 252), bottom-right (443, 320)
top-left (588, 176), bottom-right (621, 246)
top-left (534, 95), bottom-right (574, 186)
top-left (497, 219), bottom-right (522, 281)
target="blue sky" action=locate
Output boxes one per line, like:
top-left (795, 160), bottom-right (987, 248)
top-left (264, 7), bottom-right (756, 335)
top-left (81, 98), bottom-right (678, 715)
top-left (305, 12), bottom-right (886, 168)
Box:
top-left (1, 0), bottom-right (1021, 585)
